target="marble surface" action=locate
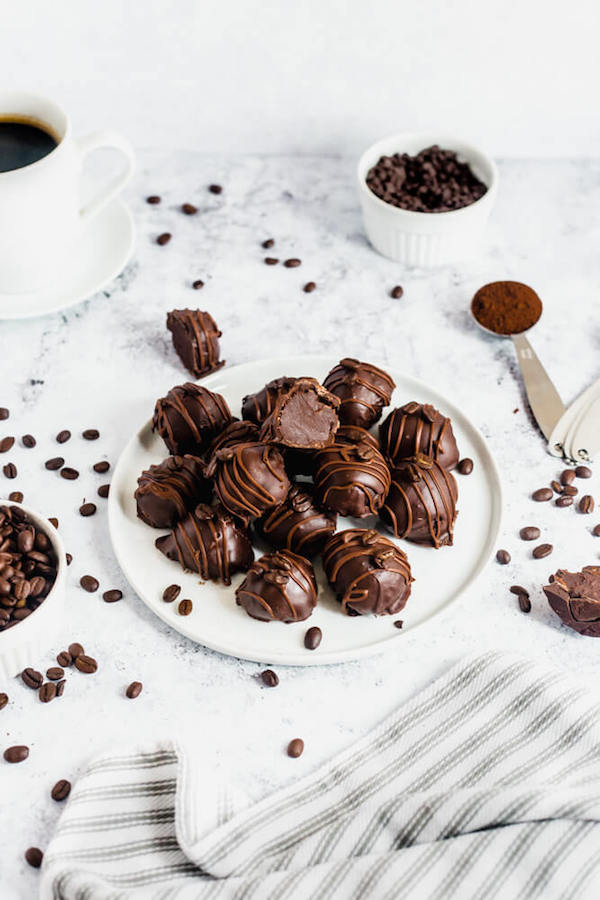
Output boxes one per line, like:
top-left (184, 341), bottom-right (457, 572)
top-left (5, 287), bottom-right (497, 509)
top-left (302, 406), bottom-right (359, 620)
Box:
top-left (2, 152), bottom-right (600, 897)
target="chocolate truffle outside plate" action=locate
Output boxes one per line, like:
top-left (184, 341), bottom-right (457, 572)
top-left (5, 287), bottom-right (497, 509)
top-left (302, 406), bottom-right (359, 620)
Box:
top-left (108, 356), bottom-right (502, 666)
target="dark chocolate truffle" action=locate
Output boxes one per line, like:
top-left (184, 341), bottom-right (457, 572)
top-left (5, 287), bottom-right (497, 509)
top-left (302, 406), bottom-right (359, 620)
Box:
top-left (259, 377), bottom-right (340, 448)
top-left (242, 376), bottom-right (298, 425)
top-left (379, 401), bottom-right (459, 471)
top-left (205, 441), bottom-right (290, 522)
top-left (256, 483), bottom-right (337, 558)
top-left (155, 503), bottom-right (253, 585)
top-left (323, 358), bottom-right (395, 429)
top-left (153, 382), bottom-right (232, 456)
top-left (322, 528), bottom-right (413, 616)
top-left (205, 420), bottom-right (260, 463)
top-left (335, 425), bottom-right (380, 450)
top-left (135, 455), bottom-right (210, 529)
top-left (543, 567), bottom-right (600, 636)
top-left (314, 440), bottom-right (391, 518)
top-left (166, 309), bottom-right (224, 378)
top-left (380, 455), bottom-right (458, 547)
top-left (235, 549), bottom-right (317, 622)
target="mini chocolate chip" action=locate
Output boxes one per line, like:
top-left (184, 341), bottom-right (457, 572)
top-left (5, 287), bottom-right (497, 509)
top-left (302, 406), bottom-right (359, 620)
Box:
top-left (260, 669), bottom-right (279, 687)
top-left (75, 654), bottom-right (98, 674)
top-left (162, 584), bottom-right (181, 603)
top-left (68, 642), bottom-right (84, 658)
top-left (264, 257), bottom-right (279, 265)
top-left (390, 285), bottom-right (404, 299)
top-left (304, 626), bottom-right (322, 650)
top-left (287, 738), bottom-right (304, 758)
top-left (93, 461), bottom-right (110, 473)
top-left (126, 681), bottom-right (143, 699)
top-left (4, 745), bottom-right (29, 763)
top-left (178, 598), bottom-right (193, 616)
top-left (519, 526), bottom-right (540, 541)
top-left (97, 484), bottom-right (110, 498)
top-left (22, 434), bottom-right (36, 448)
top-left (9, 491), bottom-right (23, 503)
top-left (0, 436), bottom-right (15, 453)
top-left (103, 589), bottom-right (122, 603)
top-left (80, 575), bottom-right (99, 593)
top-left (533, 543), bottom-right (553, 559)
top-left (532, 488), bottom-right (553, 502)
top-left (496, 549), bottom-right (511, 565)
top-left (181, 203), bottom-right (197, 215)
top-left (303, 282), bottom-right (316, 293)
top-left (25, 847), bottom-right (43, 868)
top-left (457, 458), bottom-right (474, 475)
top-left (283, 258), bottom-right (301, 268)
top-left (579, 495), bottom-right (595, 514)
top-left (56, 430), bottom-right (71, 444)
top-left (3, 463), bottom-right (17, 479)
top-left (79, 503), bottom-right (96, 517)
top-left (51, 778), bottom-right (71, 801)
top-left (576, 465), bottom-right (592, 479)
top-left (208, 184), bottom-right (222, 194)
top-left (60, 467), bottom-right (79, 480)
top-left (146, 195), bottom-right (161, 204)
top-left (156, 232), bottom-right (171, 245)
top-left (45, 457), bottom-right (64, 470)
top-left (192, 280), bottom-right (204, 290)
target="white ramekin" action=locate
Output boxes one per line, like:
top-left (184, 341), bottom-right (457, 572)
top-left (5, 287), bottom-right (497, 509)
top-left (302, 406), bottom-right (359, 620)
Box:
top-left (0, 502), bottom-right (66, 682)
top-left (357, 133), bottom-right (498, 267)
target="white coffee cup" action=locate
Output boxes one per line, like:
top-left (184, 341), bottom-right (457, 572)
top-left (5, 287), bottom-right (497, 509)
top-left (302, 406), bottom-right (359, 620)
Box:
top-left (0, 91), bottom-right (135, 293)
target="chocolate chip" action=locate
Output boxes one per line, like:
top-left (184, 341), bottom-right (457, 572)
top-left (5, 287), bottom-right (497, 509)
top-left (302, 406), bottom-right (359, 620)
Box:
top-left (560, 469), bottom-right (575, 485)
top-left (79, 503), bottom-right (96, 517)
top-left (304, 626), bottom-right (322, 650)
top-left (60, 467), bottom-right (79, 480)
top-left (46, 667), bottom-right (64, 681)
top-left (93, 461), bottom-right (110, 473)
top-left (156, 232), bottom-right (171, 245)
top-left (57, 651), bottom-right (72, 667)
top-left (68, 642), bottom-right (84, 658)
top-left (45, 457), bottom-right (64, 470)
top-left (80, 575), bottom-right (99, 593)
top-left (262, 239), bottom-right (274, 249)
top-left (264, 257), bottom-right (279, 265)
top-left (579, 495), bottom-right (595, 514)
top-left (56, 430), bottom-right (71, 444)
top-left (3, 463), bottom-right (17, 479)
top-left (260, 669), bottom-right (279, 687)
top-left (146, 195), bottom-right (161, 204)
top-left (82, 429), bottom-right (100, 441)
top-left (103, 589), bottom-right (122, 603)
top-left (532, 488), bottom-right (553, 502)
top-left (126, 681), bottom-right (143, 699)
top-left (192, 280), bottom-right (204, 290)
top-left (75, 654), bottom-right (97, 674)
top-left (22, 434), bottom-right (36, 448)
top-left (303, 282), bottom-right (316, 293)
top-left (178, 598), bottom-right (193, 616)
top-left (0, 408), bottom-right (8, 420)
top-left (519, 526), bottom-right (540, 541)
top-left (496, 549), bottom-right (511, 565)
top-left (24, 847), bottom-right (43, 868)
top-left (576, 466), bottom-right (592, 479)
top-left (0, 693), bottom-right (7, 710)
top-left (39, 682), bottom-right (56, 703)
top-left (181, 203), bottom-right (197, 215)
top-left (21, 667), bottom-right (43, 689)
top-left (533, 543), bottom-right (553, 559)
top-left (283, 258), bottom-right (301, 268)
top-left (287, 738), bottom-right (304, 758)
top-left (550, 480), bottom-right (563, 494)
top-left (4, 745), bottom-right (28, 763)
top-left (51, 778), bottom-right (71, 801)
top-left (208, 184), bottom-right (222, 194)
top-left (162, 584), bottom-right (181, 603)
top-left (9, 492), bottom-right (23, 503)
top-left (97, 484), bottom-right (110, 498)
top-left (457, 458), bottom-right (474, 475)
top-left (390, 285), bottom-right (404, 299)
top-left (593, 524), bottom-right (600, 537)
top-left (0, 436), bottom-right (15, 453)
top-left (556, 495), bottom-right (573, 508)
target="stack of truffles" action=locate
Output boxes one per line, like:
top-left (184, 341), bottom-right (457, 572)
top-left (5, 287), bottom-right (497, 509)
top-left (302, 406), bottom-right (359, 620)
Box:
top-left (136, 339), bottom-right (461, 624)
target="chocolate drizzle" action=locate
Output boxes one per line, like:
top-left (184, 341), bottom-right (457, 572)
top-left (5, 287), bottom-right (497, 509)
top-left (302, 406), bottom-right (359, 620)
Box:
top-left (314, 440), bottom-right (391, 518)
top-left (166, 309), bottom-right (224, 378)
top-left (323, 358), bottom-right (395, 429)
top-left (242, 377), bottom-right (298, 425)
top-left (206, 441), bottom-right (290, 522)
top-left (380, 455), bottom-right (458, 547)
top-left (153, 382), bottom-right (232, 456)
top-left (379, 401), bottom-right (459, 470)
top-left (256, 483), bottom-right (337, 558)
top-left (205, 420), bottom-right (260, 464)
top-left (135, 455), bottom-right (210, 529)
top-left (322, 528), bottom-right (413, 616)
top-left (235, 549), bottom-right (317, 622)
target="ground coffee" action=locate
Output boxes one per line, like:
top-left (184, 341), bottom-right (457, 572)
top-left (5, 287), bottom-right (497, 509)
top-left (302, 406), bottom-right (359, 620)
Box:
top-left (471, 281), bottom-right (542, 336)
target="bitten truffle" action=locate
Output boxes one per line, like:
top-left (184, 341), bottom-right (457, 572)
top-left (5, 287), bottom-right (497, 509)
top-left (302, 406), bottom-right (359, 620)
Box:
top-left (135, 455), bottom-right (210, 528)
top-left (543, 567), bottom-right (600, 636)
top-left (380, 455), bottom-right (458, 548)
top-left (153, 382), bottom-right (232, 456)
top-left (323, 358), bottom-right (395, 429)
top-left (259, 377), bottom-right (340, 449)
top-left (155, 503), bottom-right (254, 585)
top-left (256, 483), bottom-right (337, 558)
top-left (322, 528), bottom-right (413, 616)
top-left (379, 401), bottom-right (459, 471)
top-left (242, 377), bottom-right (298, 425)
top-left (205, 441), bottom-right (290, 522)
top-left (314, 440), bottom-right (391, 518)
top-left (235, 549), bottom-right (317, 622)
top-left (166, 309), bottom-right (224, 378)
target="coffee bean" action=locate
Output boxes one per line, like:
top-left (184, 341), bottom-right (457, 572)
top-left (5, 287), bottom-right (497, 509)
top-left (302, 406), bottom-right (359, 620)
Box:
top-left (560, 469), bottom-right (575, 485)
top-left (262, 239), bottom-right (274, 249)
top-left (0, 408), bottom-right (8, 420)
top-left (56, 679), bottom-right (65, 696)
top-left (22, 434), bottom-right (36, 448)
top-left (576, 466), bottom-right (592, 479)
top-left (390, 285), bottom-right (404, 299)
top-left (178, 598), bottom-right (193, 616)
top-left (68, 642), bottom-right (84, 658)
top-left (103, 589), bottom-right (122, 603)
top-left (0, 693), bottom-right (8, 710)
top-left (0, 436), bottom-right (15, 453)
top-left (209, 184), bottom-right (222, 194)
top-left (519, 526), bottom-right (540, 541)
top-left (304, 626), bottom-right (322, 650)
top-left (17, 529), bottom-right (34, 553)
top-left (260, 669), bottom-right (279, 687)
top-left (550, 480), bottom-right (563, 493)
top-left (518, 593), bottom-right (531, 613)
top-left (39, 681), bottom-right (56, 703)
top-left (532, 488), bottom-right (552, 502)
top-left (509, 584), bottom-right (529, 597)
top-left (394, 619), bottom-right (403, 629)
top-left (162, 584), bottom-right (181, 603)
top-left (156, 232), bottom-right (171, 245)
top-left (46, 667), bottom-right (64, 681)
top-left (56, 430), bottom-right (71, 444)
top-left (48, 517), bottom-right (58, 528)
top-left (496, 549), bottom-right (511, 565)
top-left (3, 463), bottom-right (17, 479)
top-left (556, 495), bottom-right (573, 508)
top-left (93, 461), bottom-right (110, 473)
top-left (126, 681), bottom-right (143, 699)
top-left (57, 651), bottom-right (72, 667)
top-left (9, 492), bottom-right (23, 503)
top-left (192, 280), bottom-right (204, 290)
top-left (24, 847), bottom-right (43, 868)
top-left (75, 654), bottom-right (97, 674)
top-left (457, 458), bottom-right (474, 475)
top-left (29, 576), bottom-right (46, 597)
top-left (264, 257), bottom-right (279, 265)
top-left (97, 484), bottom-right (110, 498)
top-left (45, 457), bottom-right (64, 470)
top-left (562, 484), bottom-right (578, 497)
top-left (80, 575), bottom-right (99, 593)
top-left (283, 258), bottom-right (301, 268)
top-left (182, 203), bottom-right (197, 215)
top-left (533, 543), bottom-right (553, 559)
top-left (287, 738), bottom-right (304, 758)
top-left (21, 667), bottom-right (43, 689)
top-left (579, 495), bottom-right (595, 514)
top-left (79, 502), bottom-right (96, 517)
top-left (4, 745), bottom-right (28, 763)
top-left (60, 467), bottom-right (79, 480)
top-left (303, 281), bottom-right (316, 293)
top-left (51, 778), bottom-right (71, 801)
top-left (83, 429), bottom-right (100, 441)
top-left (593, 524), bottom-right (600, 537)
top-left (146, 195), bottom-right (161, 204)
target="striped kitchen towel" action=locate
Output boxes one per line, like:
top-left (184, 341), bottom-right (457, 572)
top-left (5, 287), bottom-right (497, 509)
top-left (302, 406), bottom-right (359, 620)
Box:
top-left (41, 651), bottom-right (600, 899)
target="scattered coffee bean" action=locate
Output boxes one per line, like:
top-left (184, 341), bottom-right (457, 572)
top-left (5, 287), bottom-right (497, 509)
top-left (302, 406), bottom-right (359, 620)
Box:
top-left (550, 480), bottom-right (562, 494)
top-left (45, 457), bottom-right (64, 470)
top-left (46, 667), bottom-right (64, 681)
top-left (562, 484), bottom-right (578, 497)
top-left (93, 461), bottom-right (110, 473)
top-left (156, 232), bottom-right (171, 245)
top-left (9, 492), bottom-right (23, 503)
top-left (57, 651), bottom-right (72, 667)
top-left (103, 589), bottom-right (122, 603)
top-left (496, 549), bottom-right (511, 565)
top-left (283, 258), bottom-right (301, 268)
top-left (126, 681), bottom-right (143, 699)
top-left (260, 669), bottom-right (279, 687)
top-left (518, 593), bottom-right (532, 613)
top-left (82, 429), bottom-right (100, 441)
top-left (56, 679), bottom-right (65, 697)
top-left (60, 467), bottom-right (79, 480)
top-left (39, 682), bottom-right (56, 703)
top-left (264, 257), bottom-right (279, 265)
top-left (24, 847), bottom-right (43, 868)
top-left (510, 586), bottom-right (529, 597)
top-left (21, 668), bottom-right (43, 689)
top-left (390, 285), bottom-right (404, 299)
top-left (533, 543), bottom-right (553, 559)
top-left (303, 281), bottom-right (316, 293)
top-left (579, 495), bottom-right (595, 514)
top-left (556, 495), bottom-right (573, 508)
top-left (97, 484), bottom-right (110, 498)
top-left (262, 238), bottom-right (274, 249)
top-left (287, 738), bottom-right (304, 758)
top-left (394, 620), bottom-right (403, 629)
top-left (0, 436), bottom-right (15, 453)
top-left (532, 488), bottom-right (553, 502)
top-left (79, 502), bottom-right (96, 517)
top-left (51, 779), bottom-right (71, 801)
top-left (576, 465), bottom-right (592, 479)
top-left (3, 463), bottom-right (17, 479)
top-left (181, 203), bottom-right (198, 215)
top-left (48, 517), bottom-right (58, 528)
top-left (519, 526), bottom-right (540, 541)
top-left (0, 693), bottom-right (7, 710)
top-left (146, 195), bottom-right (161, 204)
top-left (457, 458), bottom-right (474, 475)
top-left (66, 553), bottom-right (73, 566)
top-left (75, 654), bottom-right (98, 674)
top-left (208, 184), bottom-right (222, 194)
top-left (4, 745), bottom-right (29, 763)
top-left (80, 575), bottom-right (99, 593)
top-left (192, 280), bottom-right (204, 290)
top-left (22, 434), bottom-right (36, 448)
top-left (178, 598), bottom-right (193, 616)
top-left (593, 524), bottom-right (600, 537)
top-left (56, 430), bottom-right (71, 444)
top-left (304, 626), bottom-right (322, 650)
top-left (162, 584), bottom-right (181, 603)
top-left (0, 408), bottom-right (8, 420)
top-left (68, 642), bottom-right (84, 659)
top-left (560, 469), bottom-right (575, 485)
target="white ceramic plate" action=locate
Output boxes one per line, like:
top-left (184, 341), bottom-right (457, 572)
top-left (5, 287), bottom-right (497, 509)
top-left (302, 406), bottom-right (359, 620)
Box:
top-left (109, 356), bottom-right (502, 666)
top-left (0, 198), bottom-right (134, 320)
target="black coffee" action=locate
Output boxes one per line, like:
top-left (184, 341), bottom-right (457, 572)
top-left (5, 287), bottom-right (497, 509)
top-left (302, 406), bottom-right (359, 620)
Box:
top-left (0, 117), bottom-right (58, 173)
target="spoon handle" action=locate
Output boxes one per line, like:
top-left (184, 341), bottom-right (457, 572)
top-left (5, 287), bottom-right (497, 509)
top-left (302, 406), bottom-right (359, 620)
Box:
top-left (512, 332), bottom-right (565, 441)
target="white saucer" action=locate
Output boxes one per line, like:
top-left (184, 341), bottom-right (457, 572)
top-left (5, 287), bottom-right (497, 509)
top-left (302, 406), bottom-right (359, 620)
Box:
top-left (109, 356), bottom-right (503, 667)
top-left (0, 198), bottom-right (134, 320)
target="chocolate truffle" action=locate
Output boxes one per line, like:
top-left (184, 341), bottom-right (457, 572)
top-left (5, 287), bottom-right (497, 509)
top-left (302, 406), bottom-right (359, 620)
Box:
top-left (335, 424), bottom-right (380, 450)
top-left (135, 455), bottom-right (210, 529)
top-left (166, 309), bottom-right (224, 378)
top-left (205, 441), bottom-right (290, 522)
top-left (235, 550), bottom-right (317, 622)
top-left (259, 377), bottom-right (340, 449)
top-left (323, 358), bottom-right (395, 429)
top-left (543, 567), bottom-right (600, 636)
top-left (205, 419), bottom-right (260, 463)
top-left (322, 528), bottom-right (413, 616)
top-left (379, 402), bottom-right (459, 471)
top-left (380, 455), bottom-right (458, 547)
top-left (256, 483), bottom-right (337, 558)
top-left (155, 503), bottom-right (253, 585)
top-left (242, 376), bottom-right (298, 425)
top-left (153, 382), bottom-right (232, 456)
top-left (314, 440), bottom-right (391, 518)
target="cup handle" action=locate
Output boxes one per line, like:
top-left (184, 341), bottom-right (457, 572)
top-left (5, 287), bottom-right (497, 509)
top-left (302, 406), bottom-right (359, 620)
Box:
top-left (76, 130), bottom-right (135, 222)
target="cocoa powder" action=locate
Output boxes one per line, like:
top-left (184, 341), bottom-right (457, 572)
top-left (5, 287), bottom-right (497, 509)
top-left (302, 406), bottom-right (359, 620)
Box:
top-left (471, 281), bottom-right (542, 336)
